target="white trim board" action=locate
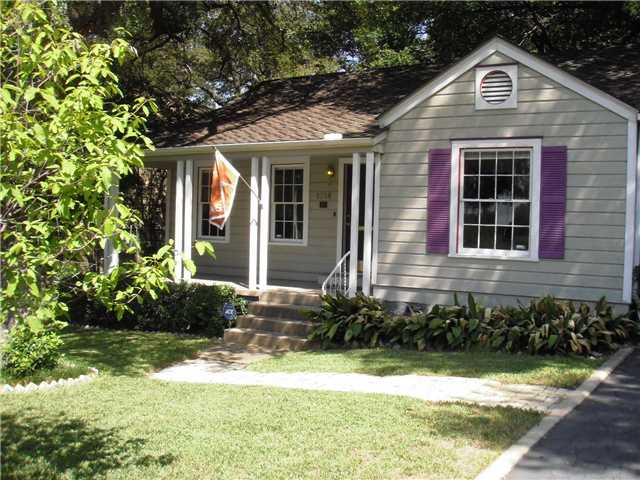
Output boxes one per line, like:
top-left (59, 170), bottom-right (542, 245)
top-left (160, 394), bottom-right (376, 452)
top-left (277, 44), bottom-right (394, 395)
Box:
top-left (378, 36), bottom-right (638, 127)
top-left (623, 118), bottom-right (638, 303)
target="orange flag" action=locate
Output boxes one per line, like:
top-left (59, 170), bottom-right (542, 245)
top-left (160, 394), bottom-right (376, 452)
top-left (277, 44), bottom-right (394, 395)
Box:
top-left (209, 150), bottom-right (240, 229)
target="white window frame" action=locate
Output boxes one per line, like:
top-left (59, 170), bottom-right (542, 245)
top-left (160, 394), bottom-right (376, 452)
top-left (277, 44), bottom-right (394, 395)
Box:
top-left (196, 166), bottom-right (230, 243)
top-left (269, 157), bottom-right (310, 246)
top-left (475, 64), bottom-right (518, 110)
top-left (449, 138), bottom-right (541, 261)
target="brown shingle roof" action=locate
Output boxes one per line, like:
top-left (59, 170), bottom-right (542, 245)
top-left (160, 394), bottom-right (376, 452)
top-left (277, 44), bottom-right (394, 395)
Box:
top-left (154, 63), bottom-right (446, 147)
top-left (545, 42), bottom-right (640, 113)
top-left (154, 40), bottom-right (639, 148)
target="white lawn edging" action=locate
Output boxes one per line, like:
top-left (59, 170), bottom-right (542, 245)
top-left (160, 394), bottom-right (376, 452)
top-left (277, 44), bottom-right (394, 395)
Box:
top-left (1, 367), bottom-right (99, 394)
top-left (474, 347), bottom-right (634, 480)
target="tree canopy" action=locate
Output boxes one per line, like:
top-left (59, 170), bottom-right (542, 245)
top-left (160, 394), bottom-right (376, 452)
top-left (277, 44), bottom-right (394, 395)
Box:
top-left (63, 1), bottom-right (640, 130)
top-left (0, 1), bottom-right (212, 327)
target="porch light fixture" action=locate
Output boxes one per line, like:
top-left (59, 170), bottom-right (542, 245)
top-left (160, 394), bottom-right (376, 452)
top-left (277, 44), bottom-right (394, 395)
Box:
top-left (326, 165), bottom-right (335, 177)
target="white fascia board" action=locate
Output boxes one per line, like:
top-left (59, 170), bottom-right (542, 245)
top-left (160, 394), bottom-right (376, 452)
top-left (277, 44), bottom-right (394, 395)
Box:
top-left (145, 137), bottom-right (374, 158)
top-left (378, 37), bottom-right (638, 127)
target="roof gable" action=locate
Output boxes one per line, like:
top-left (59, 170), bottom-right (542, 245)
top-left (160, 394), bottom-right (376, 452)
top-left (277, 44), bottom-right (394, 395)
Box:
top-left (377, 37), bottom-right (638, 128)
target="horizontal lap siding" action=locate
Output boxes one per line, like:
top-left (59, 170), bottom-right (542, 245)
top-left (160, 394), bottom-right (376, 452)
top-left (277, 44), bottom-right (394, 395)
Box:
top-left (375, 59), bottom-right (628, 305)
top-left (192, 156), bottom-right (251, 280)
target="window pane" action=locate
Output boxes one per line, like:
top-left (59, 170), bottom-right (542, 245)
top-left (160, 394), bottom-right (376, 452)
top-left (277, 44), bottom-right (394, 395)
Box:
top-left (275, 221), bottom-right (284, 238)
top-left (496, 176), bottom-right (512, 200)
top-left (463, 225), bottom-right (478, 248)
top-left (514, 156), bottom-right (530, 175)
top-left (513, 227), bottom-right (529, 250)
top-left (294, 185), bottom-right (303, 202)
top-left (480, 176), bottom-right (495, 199)
top-left (480, 226), bottom-right (495, 249)
top-left (296, 222), bottom-right (304, 239)
top-left (284, 222), bottom-right (293, 239)
top-left (274, 169), bottom-right (283, 184)
top-left (481, 156), bottom-right (496, 174)
top-left (274, 185), bottom-right (283, 202)
top-left (296, 204), bottom-right (304, 222)
top-left (294, 169), bottom-right (303, 184)
top-left (285, 204), bottom-right (293, 221)
top-left (463, 176), bottom-right (479, 199)
top-left (514, 203), bottom-right (530, 226)
top-left (275, 204), bottom-right (284, 221)
top-left (201, 205), bottom-right (208, 220)
top-left (284, 169), bottom-right (293, 184)
top-left (496, 227), bottom-right (512, 250)
top-left (497, 152), bottom-right (513, 174)
top-left (514, 176), bottom-right (529, 199)
top-left (464, 157), bottom-right (479, 175)
top-left (480, 202), bottom-right (496, 224)
top-left (201, 220), bottom-right (209, 236)
top-left (284, 186), bottom-right (293, 202)
top-left (497, 203), bottom-right (513, 225)
top-left (464, 201), bottom-right (479, 224)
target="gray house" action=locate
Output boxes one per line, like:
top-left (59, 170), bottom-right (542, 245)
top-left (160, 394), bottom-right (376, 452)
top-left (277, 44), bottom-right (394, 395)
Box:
top-left (131, 36), bottom-right (639, 314)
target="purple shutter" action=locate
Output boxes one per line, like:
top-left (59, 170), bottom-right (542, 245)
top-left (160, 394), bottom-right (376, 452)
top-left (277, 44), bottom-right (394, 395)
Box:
top-left (539, 146), bottom-right (567, 259)
top-left (427, 149), bottom-right (451, 254)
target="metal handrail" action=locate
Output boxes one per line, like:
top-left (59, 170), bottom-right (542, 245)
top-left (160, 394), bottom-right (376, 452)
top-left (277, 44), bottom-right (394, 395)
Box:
top-left (321, 251), bottom-right (350, 296)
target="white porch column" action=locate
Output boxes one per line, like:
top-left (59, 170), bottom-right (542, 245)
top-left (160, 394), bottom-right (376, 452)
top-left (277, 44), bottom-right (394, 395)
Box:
top-left (182, 159), bottom-right (194, 281)
top-left (371, 153), bottom-right (382, 286)
top-left (173, 159), bottom-right (185, 281)
top-left (362, 152), bottom-right (375, 295)
top-left (248, 156), bottom-right (260, 290)
top-left (348, 153), bottom-right (361, 296)
top-left (103, 181), bottom-right (120, 274)
top-left (259, 156), bottom-right (271, 289)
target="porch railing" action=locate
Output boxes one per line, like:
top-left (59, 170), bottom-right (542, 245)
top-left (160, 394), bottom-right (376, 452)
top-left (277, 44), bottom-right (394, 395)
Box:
top-left (321, 251), bottom-right (350, 296)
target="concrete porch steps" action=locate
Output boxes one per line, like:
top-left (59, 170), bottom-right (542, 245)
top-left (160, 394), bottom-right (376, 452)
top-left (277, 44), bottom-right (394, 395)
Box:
top-left (224, 328), bottom-right (310, 351)
top-left (223, 289), bottom-right (322, 351)
top-left (236, 315), bottom-right (315, 337)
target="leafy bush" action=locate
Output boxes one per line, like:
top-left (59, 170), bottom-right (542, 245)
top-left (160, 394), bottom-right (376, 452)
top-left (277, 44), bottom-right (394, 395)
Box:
top-left (309, 293), bottom-right (388, 348)
top-left (70, 282), bottom-right (247, 337)
top-left (2, 325), bottom-right (63, 378)
top-left (308, 293), bottom-right (640, 356)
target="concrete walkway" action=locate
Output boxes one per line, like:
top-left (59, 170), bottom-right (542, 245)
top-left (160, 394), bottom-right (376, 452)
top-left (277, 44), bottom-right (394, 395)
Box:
top-left (505, 349), bottom-right (640, 479)
top-left (151, 349), bottom-right (569, 412)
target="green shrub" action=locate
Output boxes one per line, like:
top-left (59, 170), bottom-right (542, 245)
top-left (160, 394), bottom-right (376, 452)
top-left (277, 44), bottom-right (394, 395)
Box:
top-left (308, 293), bottom-right (640, 356)
top-left (308, 293), bottom-right (388, 348)
top-left (71, 282), bottom-right (247, 337)
top-left (2, 325), bottom-right (63, 378)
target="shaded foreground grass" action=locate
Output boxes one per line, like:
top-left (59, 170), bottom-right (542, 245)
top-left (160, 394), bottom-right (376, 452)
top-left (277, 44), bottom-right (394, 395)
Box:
top-left (0, 328), bottom-right (543, 479)
top-left (248, 348), bottom-right (604, 388)
top-left (1, 327), bottom-right (213, 385)
top-left (1, 377), bottom-right (540, 480)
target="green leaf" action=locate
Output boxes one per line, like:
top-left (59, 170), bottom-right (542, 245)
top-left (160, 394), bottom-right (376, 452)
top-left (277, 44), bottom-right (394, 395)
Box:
top-left (183, 259), bottom-right (196, 275)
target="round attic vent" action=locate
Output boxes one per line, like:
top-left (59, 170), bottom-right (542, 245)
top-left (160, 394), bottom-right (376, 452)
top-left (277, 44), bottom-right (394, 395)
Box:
top-left (480, 70), bottom-right (513, 105)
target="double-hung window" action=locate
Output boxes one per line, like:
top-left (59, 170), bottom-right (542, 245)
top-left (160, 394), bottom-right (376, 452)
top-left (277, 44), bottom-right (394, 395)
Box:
top-left (271, 163), bottom-right (308, 245)
top-left (197, 167), bottom-right (229, 242)
top-left (451, 140), bottom-right (540, 260)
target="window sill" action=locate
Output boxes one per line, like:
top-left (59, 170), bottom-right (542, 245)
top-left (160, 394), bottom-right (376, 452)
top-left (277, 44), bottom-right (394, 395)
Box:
top-left (448, 252), bottom-right (539, 262)
top-left (196, 237), bottom-right (230, 245)
top-left (269, 240), bottom-right (308, 247)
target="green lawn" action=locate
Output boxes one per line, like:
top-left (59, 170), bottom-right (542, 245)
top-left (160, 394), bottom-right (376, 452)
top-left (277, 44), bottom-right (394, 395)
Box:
top-left (0, 328), bottom-right (542, 480)
top-left (248, 348), bottom-right (605, 388)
